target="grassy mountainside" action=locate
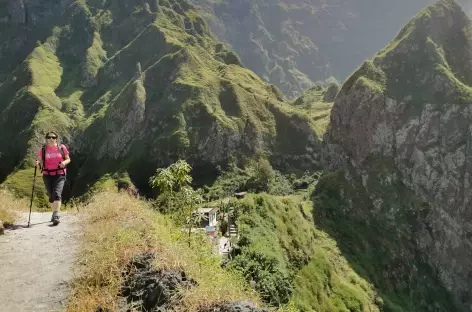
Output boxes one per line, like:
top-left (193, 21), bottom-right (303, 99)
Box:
top-left (291, 82), bottom-right (339, 137)
top-left (191, 0), bottom-right (437, 98)
top-left (0, 0), bottom-right (323, 202)
top-left (0, 0), bottom-right (75, 81)
top-left (321, 0), bottom-right (472, 310)
top-left (228, 192), bottom-right (384, 311)
top-left (200, 161), bottom-right (382, 311)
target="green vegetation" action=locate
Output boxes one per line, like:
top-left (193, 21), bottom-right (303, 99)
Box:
top-left (197, 160), bottom-right (382, 311)
top-left (341, 0), bottom-right (472, 109)
top-left (216, 3), bottom-right (471, 309)
top-left (0, 0), bottom-right (323, 201)
top-left (0, 189), bottom-right (28, 228)
top-left (2, 168), bottom-right (50, 209)
top-left (1, 0), bottom-right (470, 311)
top-left (316, 2), bottom-right (472, 310)
top-left (229, 193), bottom-right (315, 305)
top-left (57, 190), bottom-right (264, 311)
top-left (311, 166), bottom-right (456, 311)
top-left (227, 191), bottom-right (382, 311)
top-left (291, 84), bottom-right (337, 137)
top-left (149, 160), bottom-right (204, 245)
top-left (202, 156), bottom-right (318, 201)
top-left (82, 31), bottom-right (107, 86)
top-left (341, 60), bottom-right (387, 95)
top-left (67, 159), bottom-right (387, 311)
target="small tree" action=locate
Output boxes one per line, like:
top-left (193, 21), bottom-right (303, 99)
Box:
top-left (149, 160), bottom-right (203, 246)
top-left (246, 157), bottom-right (274, 192)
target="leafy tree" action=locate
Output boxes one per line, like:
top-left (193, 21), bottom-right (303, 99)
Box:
top-left (149, 160), bottom-right (203, 246)
top-left (246, 157), bottom-right (275, 192)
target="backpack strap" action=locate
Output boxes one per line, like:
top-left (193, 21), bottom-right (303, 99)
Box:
top-left (58, 144), bottom-right (65, 160)
top-left (58, 144), bottom-right (67, 178)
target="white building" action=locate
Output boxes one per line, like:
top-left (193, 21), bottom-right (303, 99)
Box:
top-left (195, 207), bottom-right (218, 228)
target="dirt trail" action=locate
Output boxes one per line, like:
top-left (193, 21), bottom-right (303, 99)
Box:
top-left (0, 212), bottom-right (80, 312)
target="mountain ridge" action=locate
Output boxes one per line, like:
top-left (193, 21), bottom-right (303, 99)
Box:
top-left (320, 0), bottom-right (472, 310)
top-left (191, 0), bottom-right (441, 98)
top-left (1, 0), bottom-right (472, 311)
top-left (0, 0), bottom-right (323, 201)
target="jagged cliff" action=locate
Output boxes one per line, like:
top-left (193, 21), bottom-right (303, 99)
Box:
top-left (0, 0), bottom-right (323, 197)
top-left (191, 0), bottom-right (439, 98)
top-left (319, 0), bottom-right (472, 310)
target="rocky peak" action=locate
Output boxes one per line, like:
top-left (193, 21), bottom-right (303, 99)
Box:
top-left (323, 0), bottom-right (472, 310)
top-left (373, 0), bottom-right (472, 88)
top-left (329, 0), bottom-right (472, 165)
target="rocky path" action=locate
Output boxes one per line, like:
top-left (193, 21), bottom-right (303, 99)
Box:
top-left (0, 212), bottom-right (80, 312)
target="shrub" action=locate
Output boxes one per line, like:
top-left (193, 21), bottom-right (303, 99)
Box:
top-left (204, 158), bottom-right (298, 200)
top-left (230, 250), bottom-right (293, 305)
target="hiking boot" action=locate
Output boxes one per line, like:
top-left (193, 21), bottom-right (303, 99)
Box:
top-left (52, 215), bottom-right (60, 225)
top-left (51, 212), bottom-right (60, 225)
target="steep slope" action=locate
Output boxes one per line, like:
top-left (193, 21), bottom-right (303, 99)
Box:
top-left (0, 0), bottom-right (75, 82)
top-left (0, 0), bottom-right (323, 200)
top-left (320, 0), bottom-right (472, 310)
top-left (191, 0), bottom-right (437, 98)
top-left (292, 82), bottom-right (339, 137)
top-left (228, 192), bottom-right (384, 311)
top-left (64, 191), bottom-right (266, 311)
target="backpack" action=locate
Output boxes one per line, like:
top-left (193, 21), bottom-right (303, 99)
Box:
top-left (41, 144), bottom-right (66, 174)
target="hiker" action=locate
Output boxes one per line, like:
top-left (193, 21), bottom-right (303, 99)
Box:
top-left (35, 132), bottom-right (71, 225)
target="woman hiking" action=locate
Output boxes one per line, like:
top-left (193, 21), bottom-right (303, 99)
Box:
top-left (35, 131), bottom-right (71, 225)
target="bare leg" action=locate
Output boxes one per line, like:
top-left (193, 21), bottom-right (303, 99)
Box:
top-left (52, 201), bottom-right (61, 213)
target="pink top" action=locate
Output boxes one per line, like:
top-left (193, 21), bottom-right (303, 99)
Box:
top-left (37, 144), bottom-right (69, 175)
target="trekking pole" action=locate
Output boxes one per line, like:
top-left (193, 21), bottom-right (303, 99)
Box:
top-left (28, 165), bottom-right (38, 227)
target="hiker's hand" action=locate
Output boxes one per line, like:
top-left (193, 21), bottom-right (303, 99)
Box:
top-left (35, 160), bottom-right (40, 168)
top-left (59, 161), bottom-right (66, 168)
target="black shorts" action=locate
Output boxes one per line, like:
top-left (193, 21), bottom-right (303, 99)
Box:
top-left (42, 174), bottom-right (66, 203)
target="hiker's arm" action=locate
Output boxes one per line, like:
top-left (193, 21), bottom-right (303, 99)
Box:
top-left (60, 154), bottom-right (71, 168)
top-left (35, 151), bottom-right (42, 168)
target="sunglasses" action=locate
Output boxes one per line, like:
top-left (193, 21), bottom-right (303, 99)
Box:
top-left (46, 136), bottom-right (57, 139)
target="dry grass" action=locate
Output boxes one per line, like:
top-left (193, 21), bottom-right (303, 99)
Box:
top-left (66, 191), bottom-right (262, 312)
top-left (0, 189), bottom-right (28, 227)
